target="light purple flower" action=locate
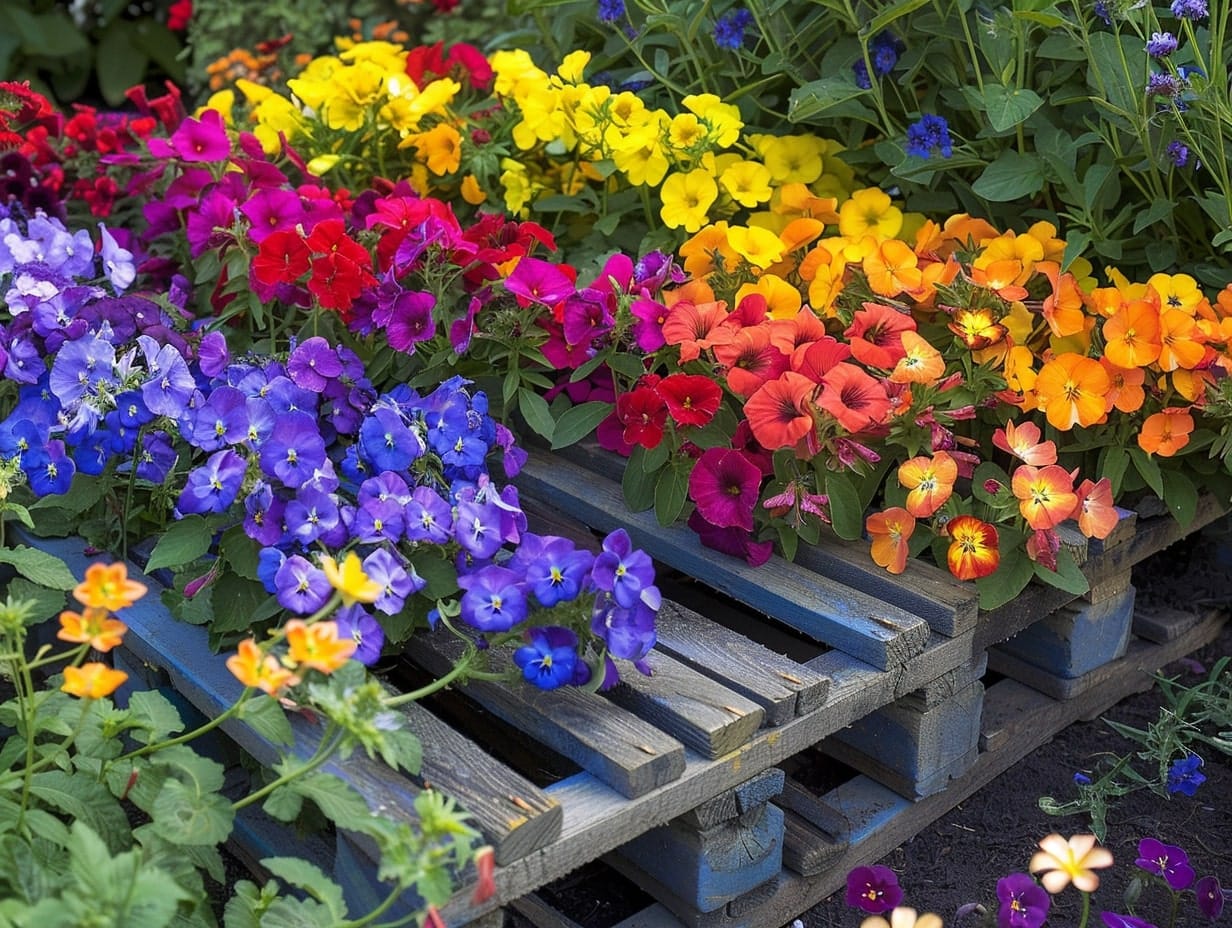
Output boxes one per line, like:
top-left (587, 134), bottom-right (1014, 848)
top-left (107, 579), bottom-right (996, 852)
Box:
top-left (98, 224), bottom-right (135, 292)
top-left (274, 554), bottom-right (331, 614)
top-left (458, 564), bottom-right (527, 632)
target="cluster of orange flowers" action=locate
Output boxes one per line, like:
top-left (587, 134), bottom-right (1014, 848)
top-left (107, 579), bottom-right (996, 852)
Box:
top-left (56, 563), bottom-right (147, 699)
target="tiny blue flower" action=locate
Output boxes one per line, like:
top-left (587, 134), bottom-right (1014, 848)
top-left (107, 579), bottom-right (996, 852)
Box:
top-left (597, 0), bottom-right (624, 22)
top-left (1146, 31), bottom-right (1179, 58)
top-left (1167, 140), bottom-right (1190, 167)
top-left (1170, 0), bottom-right (1207, 19)
top-left (712, 8), bottom-right (754, 50)
top-left (1074, 772), bottom-right (1092, 786)
top-left (905, 113), bottom-right (953, 159)
top-left (514, 626), bottom-right (580, 690)
top-left (1166, 754), bottom-right (1206, 796)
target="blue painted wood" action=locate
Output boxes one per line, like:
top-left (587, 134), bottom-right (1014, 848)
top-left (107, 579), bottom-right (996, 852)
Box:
top-left (613, 802), bottom-right (784, 914)
top-left (679, 768), bottom-right (785, 829)
top-left (518, 455), bottom-right (931, 671)
top-left (994, 585), bottom-right (1136, 679)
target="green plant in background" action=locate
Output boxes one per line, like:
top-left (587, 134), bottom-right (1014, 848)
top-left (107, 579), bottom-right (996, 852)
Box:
top-left (0, 0), bottom-right (189, 106)
top-left (1039, 655), bottom-right (1232, 841)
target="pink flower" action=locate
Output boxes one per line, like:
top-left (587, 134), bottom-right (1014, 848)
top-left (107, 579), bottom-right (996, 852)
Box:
top-left (689, 447), bottom-right (763, 531)
top-left (170, 109), bottom-right (231, 163)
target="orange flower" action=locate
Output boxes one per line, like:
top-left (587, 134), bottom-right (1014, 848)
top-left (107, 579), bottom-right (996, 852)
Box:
top-left (1157, 309), bottom-right (1206, 371)
top-left (970, 259), bottom-right (1029, 302)
top-left (945, 515), bottom-right (1000, 580)
top-left (866, 507), bottom-right (916, 574)
top-left (992, 420), bottom-right (1057, 466)
top-left (679, 222), bottom-right (739, 278)
top-left (1033, 353), bottom-right (1110, 430)
top-left (817, 362), bottom-right (891, 434)
top-left (285, 619), bottom-right (357, 674)
top-left (1029, 833), bottom-right (1114, 894)
top-left (744, 372), bottom-right (816, 450)
top-left (661, 300), bottom-right (736, 363)
top-left (1102, 300), bottom-right (1161, 369)
top-left (897, 452), bottom-right (957, 518)
top-left (863, 239), bottom-right (923, 297)
top-left (714, 326), bottom-right (789, 397)
top-left (1038, 261), bottom-right (1087, 338)
top-left (1138, 408), bottom-right (1194, 457)
top-left (948, 307), bottom-right (1007, 351)
top-left (57, 606), bottom-right (127, 652)
top-left (73, 563), bottom-right (148, 611)
top-left (61, 662), bottom-right (128, 699)
top-left (1074, 477), bottom-right (1119, 539)
top-left (1012, 464), bottom-right (1078, 531)
top-left (890, 331), bottom-right (946, 384)
top-left (845, 302), bottom-right (915, 369)
top-left (226, 638), bottom-right (301, 696)
top-left (1100, 360), bottom-right (1145, 414)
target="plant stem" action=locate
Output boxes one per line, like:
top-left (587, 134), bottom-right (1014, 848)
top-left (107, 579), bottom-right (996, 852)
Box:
top-left (233, 724), bottom-right (345, 811)
top-left (1078, 889), bottom-right (1091, 928)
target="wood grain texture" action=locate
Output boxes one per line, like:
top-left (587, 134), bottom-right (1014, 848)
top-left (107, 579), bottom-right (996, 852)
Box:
top-left (1132, 605), bottom-right (1207, 643)
top-left (518, 454), bottom-right (931, 671)
top-left (677, 767), bottom-right (786, 829)
top-left (405, 634), bottom-right (686, 799)
top-left (605, 649), bottom-right (765, 759)
top-left (782, 811), bottom-right (846, 877)
top-left (992, 586), bottom-right (1135, 681)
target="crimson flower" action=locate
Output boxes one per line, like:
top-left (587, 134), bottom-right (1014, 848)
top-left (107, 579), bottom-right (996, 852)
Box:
top-left (689, 447), bottom-right (762, 530)
top-left (616, 384), bottom-right (668, 449)
top-left (659, 374), bottom-right (722, 427)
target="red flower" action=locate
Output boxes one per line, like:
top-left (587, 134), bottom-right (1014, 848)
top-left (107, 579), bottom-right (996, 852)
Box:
top-left (252, 229), bottom-right (311, 289)
top-left (308, 253), bottom-right (374, 312)
top-left (844, 302), bottom-right (916, 369)
top-left (689, 447), bottom-right (762, 531)
top-left (616, 384), bottom-right (668, 449)
top-left (167, 0), bottom-right (193, 30)
top-left (713, 327), bottom-right (788, 397)
top-left (659, 374), bottom-right (722, 428)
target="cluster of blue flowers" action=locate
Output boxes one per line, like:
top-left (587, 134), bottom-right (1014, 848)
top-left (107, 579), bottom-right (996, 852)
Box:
top-left (712, 8), bottom-right (754, 51)
top-left (904, 113), bottom-right (954, 159)
top-left (853, 31), bottom-right (904, 90)
top-left (0, 207), bottom-right (660, 690)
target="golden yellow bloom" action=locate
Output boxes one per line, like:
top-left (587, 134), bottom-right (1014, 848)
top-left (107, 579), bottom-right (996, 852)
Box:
top-left (681, 93), bottom-right (742, 148)
top-left (197, 91), bottom-right (235, 124)
top-left (404, 123), bottom-right (462, 175)
top-left (461, 174), bottom-right (487, 205)
top-left (285, 620), bottom-right (357, 674)
top-left (838, 188), bottom-right (903, 240)
top-left (611, 113), bottom-right (671, 186)
top-left (74, 563), bottom-right (147, 611)
top-left (719, 160), bottom-right (773, 208)
top-left (500, 159), bottom-right (535, 215)
top-left (321, 552), bottom-right (383, 606)
top-left (556, 50), bottom-right (591, 84)
top-left (760, 135), bottom-right (824, 184)
top-left (679, 222), bottom-right (738, 277)
top-left (727, 225), bottom-right (784, 269)
top-left (58, 607), bottom-right (127, 652)
top-left (1029, 833), bottom-right (1114, 893)
top-left (62, 663), bottom-right (128, 700)
top-left (1148, 272), bottom-right (1204, 314)
top-left (660, 169), bottom-right (718, 233)
top-left (667, 112), bottom-right (708, 154)
top-left (736, 275), bottom-right (802, 319)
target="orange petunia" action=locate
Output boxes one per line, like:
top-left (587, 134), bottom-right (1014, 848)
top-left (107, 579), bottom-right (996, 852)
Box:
top-left (285, 619), bottom-right (358, 674)
top-left (897, 451), bottom-right (958, 518)
top-left (1011, 464), bottom-right (1079, 531)
top-left (226, 638), bottom-right (301, 696)
top-left (61, 662), bottom-right (128, 700)
top-left (769, 306), bottom-right (829, 357)
top-left (1074, 477), bottom-right (1119, 540)
top-left (945, 515), bottom-right (1000, 581)
top-left (863, 239), bottom-right (923, 297)
top-left (1138, 407), bottom-right (1195, 457)
top-left (866, 507), bottom-right (916, 574)
top-left (992, 420), bottom-right (1057, 466)
top-left (73, 562), bottom-right (148, 611)
top-left (1157, 309), bottom-right (1206, 371)
top-left (845, 302), bottom-right (915, 369)
top-left (57, 606), bottom-right (127, 652)
top-left (948, 307), bottom-right (1008, 351)
top-left (661, 299), bottom-right (736, 363)
top-left (714, 327), bottom-right (789, 397)
top-left (1102, 299), bottom-right (1161, 369)
top-left (679, 222), bottom-right (739, 278)
top-left (1033, 353), bottom-right (1110, 430)
top-left (817, 362), bottom-right (891, 434)
top-left (744, 371), bottom-right (817, 450)
top-left (1100, 359), bottom-right (1146, 414)
top-left (793, 335), bottom-right (853, 384)
top-left (890, 331), bottom-right (946, 384)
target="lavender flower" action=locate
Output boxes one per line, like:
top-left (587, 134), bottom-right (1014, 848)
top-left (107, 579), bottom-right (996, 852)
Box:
top-left (1167, 140), bottom-right (1190, 167)
top-left (458, 564), bottom-right (528, 632)
top-left (1146, 31), bottom-right (1178, 57)
top-left (334, 604), bottom-right (385, 665)
top-left (1169, 0), bottom-right (1207, 18)
top-left (597, 0), bottom-right (624, 21)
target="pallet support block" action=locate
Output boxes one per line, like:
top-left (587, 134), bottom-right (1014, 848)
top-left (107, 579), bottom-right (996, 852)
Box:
top-left (992, 585), bottom-right (1135, 680)
top-left (823, 679), bottom-right (984, 799)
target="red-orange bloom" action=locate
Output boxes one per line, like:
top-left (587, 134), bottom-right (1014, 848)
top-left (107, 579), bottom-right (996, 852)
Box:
top-left (897, 451), bottom-right (958, 518)
top-left (845, 302), bottom-right (916, 369)
top-left (744, 372), bottom-right (816, 450)
top-left (1034, 353), bottom-right (1110, 430)
top-left (992, 420), bottom-right (1057, 466)
top-left (1138, 408), bottom-right (1195, 457)
top-left (792, 335), bottom-right (852, 384)
top-left (948, 308), bottom-right (1008, 351)
top-left (945, 515), bottom-right (1000, 581)
top-left (285, 619), bottom-right (358, 674)
top-left (1012, 464), bottom-right (1079, 531)
top-left (1102, 300), bottom-right (1161, 369)
top-left (866, 507), bottom-right (916, 574)
top-left (817, 362), bottom-right (890, 434)
top-left (713, 327), bottom-right (789, 397)
top-left (658, 374), bottom-right (722, 427)
top-left (890, 331), bottom-right (946, 384)
top-left (1074, 477), bottom-right (1119, 539)
top-left (662, 300), bottom-right (736, 363)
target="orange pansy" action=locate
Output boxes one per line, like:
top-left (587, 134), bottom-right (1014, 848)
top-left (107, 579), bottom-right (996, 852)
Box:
top-left (1157, 309), bottom-right (1206, 371)
top-left (679, 222), bottom-right (739, 278)
top-left (1138, 408), bottom-right (1195, 457)
top-left (1038, 261), bottom-right (1087, 338)
top-left (61, 662), bottom-right (128, 699)
top-left (863, 239), bottom-right (923, 297)
top-left (57, 606), bottom-right (127, 652)
top-left (1074, 477), bottom-right (1119, 540)
top-left (992, 420), bottom-right (1057, 466)
top-left (969, 259), bottom-right (1029, 302)
top-left (73, 562), bottom-right (148, 611)
top-left (945, 515), bottom-right (1000, 581)
top-left (1102, 300), bottom-right (1161, 369)
top-left (1033, 353), bottom-right (1110, 430)
top-left (744, 371), bottom-right (816, 450)
top-left (1170, 366), bottom-right (1216, 403)
top-left (890, 331), bottom-right (946, 384)
top-left (1100, 359), bottom-right (1145, 414)
top-left (866, 507), bottom-right (916, 574)
top-left (226, 638), bottom-right (301, 696)
top-left (897, 451), bottom-right (958, 518)
top-left (285, 619), bottom-right (357, 674)
top-left (1011, 464), bottom-right (1078, 531)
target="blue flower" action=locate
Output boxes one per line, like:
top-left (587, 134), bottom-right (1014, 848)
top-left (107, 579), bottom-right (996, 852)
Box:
top-left (98, 224), bottom-right (135, 292)
top-left (1146, 31), bottom-right (1178, 58)
top-left (258, 411), bottom-right (327, 487)
top-left (138, 336), bottom-right (195, 418)
top-left (592, 528), bottom-right (656, 609)
top-left (713, 8), bottom-right (754, 50)
top-left (1167, 754), bottom-right (1205, 795)
top-left (1167, 140), bottom-right (1190, 167)
top-left (1073, 772), bottom-right (1092, 785)
top-left (905, 113), bottom-right (953, 159)
top-left (285, 486), bottom-right (342, 546)
top-left (178, 449), bottom-right (247, 515)
top-left (187, 385), bottom-right (249, 451)
top-left (362, 547), bottom-right (424, 615)
top-left (514, 627), bottom-right (581, 690)
top-left (511, 534), bottom-right (596, 607)
top-left (598, 0), bottom-right (625, 22)
top-left (454, 498), bottom-right (507, 560)
top-left (404, 486), bottom-right (454, 544)
top-left (458, 565), bottom-right (528, 632)
top-left (591, 584), bottom-right (658, 660)
top-left (274, 554), bottom-right (331, 615)
top-left (244, 483), bottom-right (286, 547)
top-left (335, 604), bottom-right (385, 666)
top-left (1170, 0), bottom-right (1207, 19)
top-left (360, 405), bottom-right (424, 474)
top-left (24, 440), bottom-right (75, 496)
top-left (1147, 72), bottom-right (1182, 98)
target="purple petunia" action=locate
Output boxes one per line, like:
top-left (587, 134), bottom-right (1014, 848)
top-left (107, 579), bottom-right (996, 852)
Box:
top-left (170, 109), bottom-right (232, 163)
top-left (845, 865), bottom-right (904, 914)
top-left (1196, 875), bottom-right (1225, 920)
top-left (1135, 838), bottom-right (1195, 890)
top-left (996, 873), bottom-right (1050, 928)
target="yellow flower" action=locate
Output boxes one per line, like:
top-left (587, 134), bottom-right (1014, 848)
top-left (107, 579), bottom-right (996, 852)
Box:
top-left (667, 112), bottom-right (709, 155)
top-left (611, 114), bottom-right (671, 186)
top-left (1148, 272), bottom-right (1204, 314)
top-left (461, 174), bottom-right (487, 205)
top-left (337, 40), bottom-right (407, 73)
top-left (719, 160), bottom-right (774, 208)
top-left (839, 188), bottom-right (903, 240)
top-left (513, 87), bottom-right (564, 150)
top-left (1029, 833), bottom-right (1114, 893)
top-left (682, 93), bottom-right (742, 148)
top-left (490, 49), bottom-right (546, 99)
top-left (679, 222), bottom-right (738, 277)
top-left (500, 159), bottom-right (535, 215)
top-left (321, 552), bottom-right (383, 606)
top-left (285, 620), bottom-right (357, 674)
top-left (727, 225), bottom-right (784, 269)
top-left (660, 169), bottom-right (718, 232)
top-left (861, 907), bottom-right (944, 928)
top-left (62, 663), bottom-right (128, 700)
top-left (235, 78), bottom-right (274, 106)
top-left (760, 135), bottom-right (825, 184)
top-left (405, 123), bottom-right (463, 175)
top-left (736, 274), bottom-right (802, 319)
top-left (197, 91), bottom-right (235, 124)
top-left (306, 154), bottom-right (341, 177)
top-left (557, 50), bottom-right (591, 84)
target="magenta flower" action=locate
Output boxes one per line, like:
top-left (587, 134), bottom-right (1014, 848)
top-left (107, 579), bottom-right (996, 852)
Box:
top-left (1196, 875), bottom-right (1225, 919)
top-left (996, 873), bottom-right (1050, 928)
top-left (170, 109), bottom-right (231, 162)
top-left (241, 188), bottom-right (306, 242)
top-left (1135, 838), bottom-right (1195, 890)
top-left (845, 865), bottom-right (903, 914)
top-left (689, 447), bottom-right (762, 531)
top-left (504, 256), bottom-right (575, 307)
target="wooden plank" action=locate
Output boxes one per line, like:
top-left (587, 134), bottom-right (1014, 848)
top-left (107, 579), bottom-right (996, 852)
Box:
top-left (678, 768), bottom-right (785, 830)
top-left (655, 601), bottom-right (829, 725)
top-left (509, 894), bottom-right (587, 928)
top-left (518, 455), bottom-right (932, 671)
top-left (897, 652), bottom-right (987, 712)
top-left (993, 586), bottom-right (1136, 680)
top-left (782, 810), bottom-right (845, 877)
top-left (405, 635), bottom-right (686, 799)
top-left (1132, 605), bottom-right (1207, 643)
top-left (775, 778), bottom-right (851, 843)
top-left (606, 650), bottom-right (765, 759)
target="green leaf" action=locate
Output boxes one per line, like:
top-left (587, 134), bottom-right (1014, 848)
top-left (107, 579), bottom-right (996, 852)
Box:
top-left (261, 859), bottom-right (347, 919)
top-left (2, 503), bottom-right (34, 531)
top-left (622, 447), bottom-right (657, 512)
top-left (239, 695), bottom-right (294, 747)
top-left (151, 779), bottom-right (234, 846)
top-left (1127, 448), bottom-right (1165, 498)
top-left (1088, 31), bottom-right (1147, 116)
top-left (972, 462), bottom-right (1015, 509)
top-left (1133, 198), bottom-right (1175, 235)
top-left (127, 690), bottom-right (184, 745)
top-left (1159, 469), bottom-right (1199, 527)
top-left (550, 402), bottom-right (611, 449)
top-left (972, 152), bottom-right (1045, 201)
top-left (144, 516), bottom-right (215, 573)
top-left (0, 546), bottom-right (77, 591)
top-left (654, 466), bottom-right (688, 526)
top-left (824, 473), bottom-right (863, 541)
top-left (220, 526), bottom-right (261, 581)
top-left (29, 771), bottom-right (131, 853)
top-left (977, 547), bottom-right (1035, 609)
top-left (1062, 231), bottom-right (1093, 272)
top-left (3, 578), bottom-right (66, 625)
top-left (517, 388), bottom-right (555, 442)
top-left (284, 771), bottom-right (372, 825)
top-left (407, 553), bottom-right (458, 600)
top-left (982, 84), bottom-right (1044, 132)
top-left (210, 572), bottom-right (277, 635)
top-left (95, 21), bottom-right (148, 106)
top-left (862, 0), bottom-right (930, 35)
top-left (1033, 548), bottom-right (1089, 596)
top-left (1098, 445), bottom-right (1130, 497)
top-left (787, 77), bottom-right (867, 124)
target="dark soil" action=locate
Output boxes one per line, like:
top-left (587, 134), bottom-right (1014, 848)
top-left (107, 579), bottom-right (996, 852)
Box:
top-left (507, 528), bottom-right (1232, 928)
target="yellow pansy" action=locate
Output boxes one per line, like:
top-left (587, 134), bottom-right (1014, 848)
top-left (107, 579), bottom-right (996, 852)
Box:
top-left (660, 169), bottom-right (719, 232)
top-left (720, 160), bottom-right (774, 208)
top-left (1148, 272), bottom-right (1204, 313)
top-left (838, 188), bottom-right (903, 240)
top-left (196, 90), bottom-right (235, 124)
top-left (737, 274), bottom-right (803, 319)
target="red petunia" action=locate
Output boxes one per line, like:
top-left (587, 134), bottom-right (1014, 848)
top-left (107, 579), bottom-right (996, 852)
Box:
top-left (658, 374), bottom-right (722, 428)
top-left (844, 302), bottom-right (916, 369)
top-left (252, 228), bottom-right (311, 288)
top-left (616, 384), bottom-right (668, 449)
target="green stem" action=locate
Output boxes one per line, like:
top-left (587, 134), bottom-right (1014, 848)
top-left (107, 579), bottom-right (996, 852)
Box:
top-left (116, 693), bottom-right (250, 764)
top-left (338, 880), bottom-right (413, 928)
top-left (233, 725), bottom-right (345, 812)
top-left (383, 649), bottom-right (478, 707)
top-left (1078, 889), bottom-right (1091, 928)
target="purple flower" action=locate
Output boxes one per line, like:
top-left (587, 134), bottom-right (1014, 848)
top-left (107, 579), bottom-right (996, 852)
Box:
top-left (1167, 141), bottom-right (1190, 167)
top-left (845, 865), bottom-right (904, 914)
top-left (334, 604), bottom-right (385, 665)
top-left (1170, 0), bottom-right (1207, 18)
top-left (996, 873), bottom-right (1050, 928)
top-left (1147, 72), bottom-right (1182, 98)
top-left (359, 406), bottom-right (424, 473)
top-left (712, 8), bottom-right (754, 49)
top-left (98, 224), bottom-right (136, 292)
top-left (591, 587), bottom-right (658, 660)
top-left (1146, 31), bottom-right (1179, 57)
top-left (287, 336), bottom-right (344, 392)
top-left (1100, 914), bottom-right (1158, 928)
top-left (1135, 838), bottom-right (1194, 890)
top-left (177, 449), bottom-right (247, 514)
top-left (284, 487), bottom-right (341, 546)
top-left (905, 113), bottom-right (953, 158)
top-left (362, 547), bottom-right (424, 615)
top-left (689, 447), bottom-right (762, 531)
top-left (240, 187), bottom-right (305, 242)
top-left (1196, 876), bottom-right (1225, 920)
top-left (404, 486), bottom-right (454, 544)
top-left (1166, 754), bottom-right (1205, 795)
top-left (24, 440), bottom-right (75, 496)
top-left (138, 337), bottom-right (196, 418)
top-left (514, 627), bottom-right (580, 690)
top-left (258, 412), bottom-right (328, 487)
top-left (504, 257), bottom-right (575, 307)
top-left (171, 109), bottom-right (231, 162)
top-left (243, 483), bottom-right (286, 546)
top-left (274, 554), bottom-right (332, 615)
top-left (188, 385), bottom-right (249, 451)
top-left (591, 528), bottom-right (655, 609)
top-left (513, 534), bottom-right (596, 607)
top-left (197, 331), bottom-right (230, 378)
top-left (455, 498), bottom-right (507, 560)
top-left (385, 290), bottom-right (436, 353)
top-left (134, 430), bottom-right (177, 484)
top-left (458, 565), bottom-right (527, 632)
